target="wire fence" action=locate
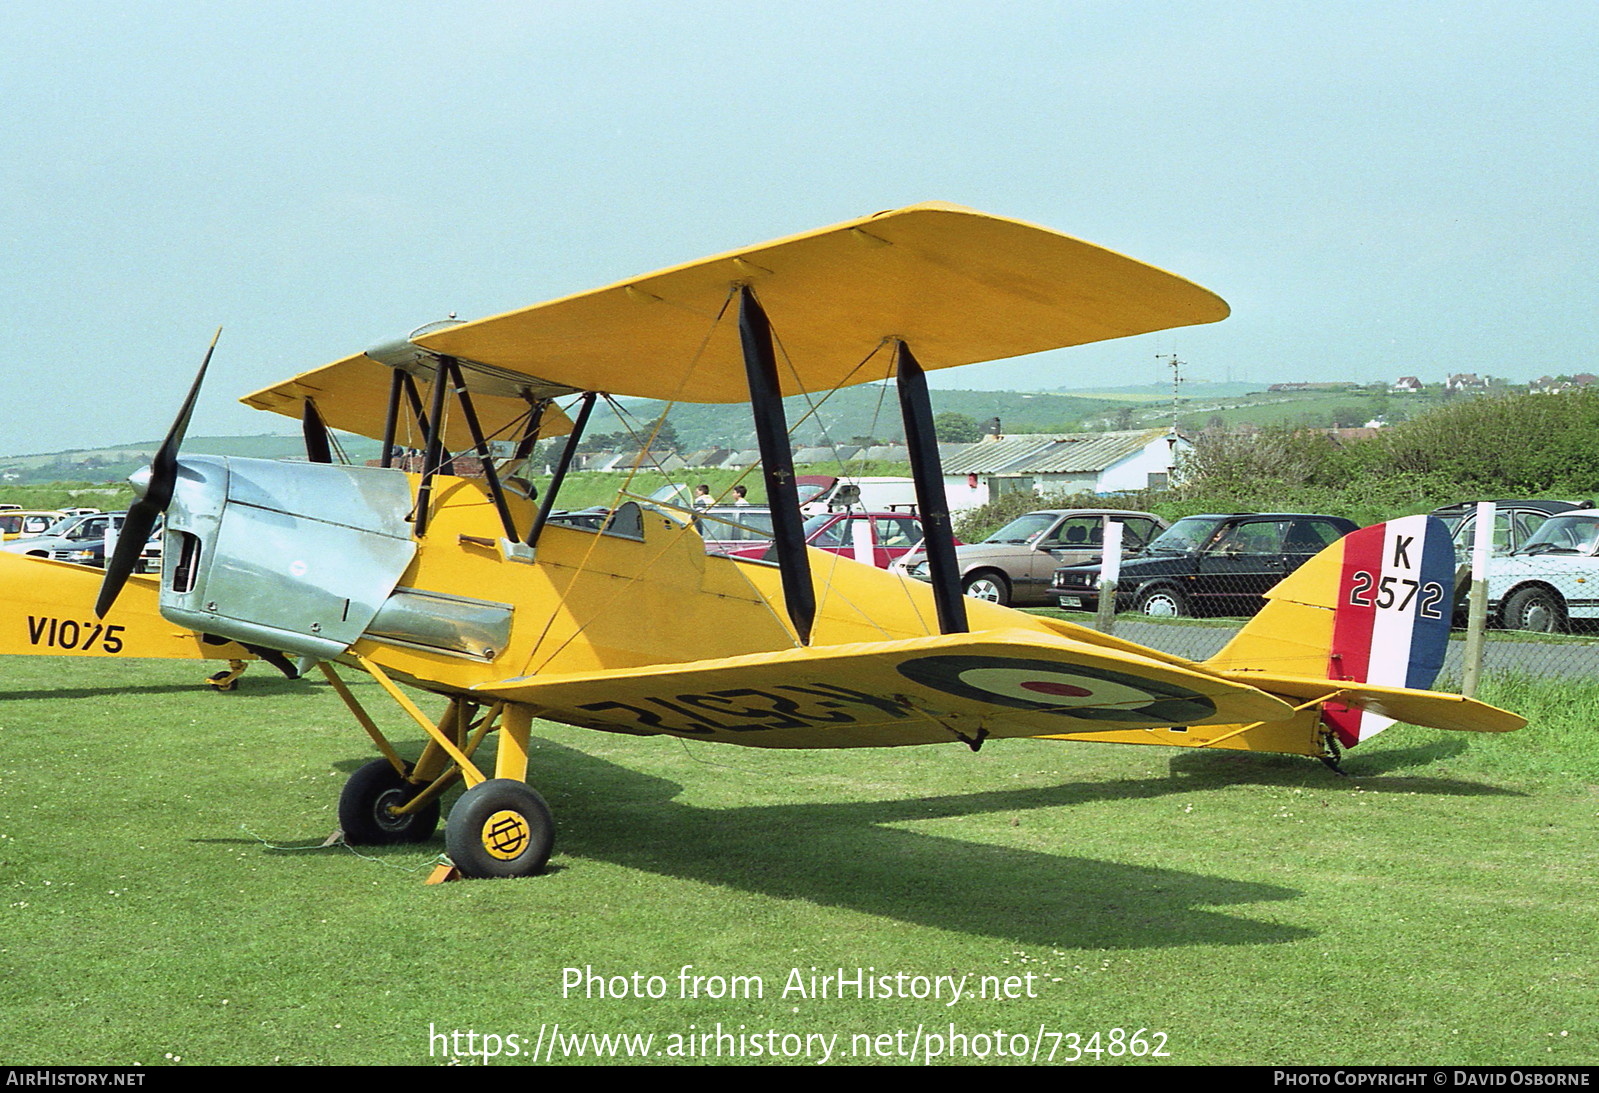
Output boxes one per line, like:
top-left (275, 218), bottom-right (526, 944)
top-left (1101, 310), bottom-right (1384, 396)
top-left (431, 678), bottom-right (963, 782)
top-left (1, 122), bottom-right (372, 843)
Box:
top-left (1051, 605), bottom-right (1599, 686)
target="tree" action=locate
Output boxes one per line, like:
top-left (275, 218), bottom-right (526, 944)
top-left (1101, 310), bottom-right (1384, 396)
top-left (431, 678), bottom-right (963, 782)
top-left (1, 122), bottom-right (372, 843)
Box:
top-left (932, 411), bottom-right (982, 443)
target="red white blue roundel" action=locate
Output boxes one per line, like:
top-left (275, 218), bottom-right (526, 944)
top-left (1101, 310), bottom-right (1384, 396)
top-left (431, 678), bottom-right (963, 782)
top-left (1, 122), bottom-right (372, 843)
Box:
top-left (896, 655), bottom-right (1216, 724)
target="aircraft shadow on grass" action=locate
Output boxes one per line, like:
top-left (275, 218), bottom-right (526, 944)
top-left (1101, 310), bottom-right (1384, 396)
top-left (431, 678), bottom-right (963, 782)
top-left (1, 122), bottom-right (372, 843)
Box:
top-left (284, 738), bottom-right (1313, 950)
top-left (1166, 739), bottom-right (1525, 796)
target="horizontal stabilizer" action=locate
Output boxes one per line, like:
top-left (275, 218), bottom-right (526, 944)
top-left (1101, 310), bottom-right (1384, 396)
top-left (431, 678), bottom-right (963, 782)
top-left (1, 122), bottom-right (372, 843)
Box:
top-left (474, 627), bottom-right (1294, 749)
top-left (1215, 670), bottom-right (1525, 735)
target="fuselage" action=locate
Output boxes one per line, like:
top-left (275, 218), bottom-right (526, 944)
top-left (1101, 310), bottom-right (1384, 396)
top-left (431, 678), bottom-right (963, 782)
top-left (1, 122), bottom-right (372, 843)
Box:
top-left (154, 456), bottom-right (1085, 694)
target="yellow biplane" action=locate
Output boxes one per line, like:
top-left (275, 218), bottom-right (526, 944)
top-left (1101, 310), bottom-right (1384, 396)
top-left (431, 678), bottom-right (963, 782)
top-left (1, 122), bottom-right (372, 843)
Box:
top-left (86, 203), bottom-right (1521, 879)
top-left (0, 550), bottom-right (280, 690)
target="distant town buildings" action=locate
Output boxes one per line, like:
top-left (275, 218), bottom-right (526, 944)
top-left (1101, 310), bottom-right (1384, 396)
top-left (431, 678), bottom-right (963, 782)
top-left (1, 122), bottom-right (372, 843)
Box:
top-left (1530, 374), bottom-right (1597, 394)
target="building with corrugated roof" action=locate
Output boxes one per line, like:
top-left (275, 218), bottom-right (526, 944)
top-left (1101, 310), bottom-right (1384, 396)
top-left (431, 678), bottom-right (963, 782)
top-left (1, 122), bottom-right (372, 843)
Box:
top-left (941, 429), bottom-right (1187, 507)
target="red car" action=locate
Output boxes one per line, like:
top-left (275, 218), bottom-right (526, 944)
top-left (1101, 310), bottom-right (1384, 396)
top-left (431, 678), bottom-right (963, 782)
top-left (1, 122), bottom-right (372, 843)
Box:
top-left (724, 510), bottom-right (943, 569)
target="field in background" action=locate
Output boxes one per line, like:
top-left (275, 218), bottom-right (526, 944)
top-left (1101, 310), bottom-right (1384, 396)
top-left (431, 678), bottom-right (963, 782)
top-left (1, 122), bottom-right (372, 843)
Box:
top-left (1, 656), bottom-right (1593, 1066)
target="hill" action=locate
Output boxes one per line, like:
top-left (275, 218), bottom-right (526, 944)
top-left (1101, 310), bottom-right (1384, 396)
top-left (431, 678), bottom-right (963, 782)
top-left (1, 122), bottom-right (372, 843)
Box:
top-left (0, 384), bottom-right (1507, 484)
top-left (584, 387), bottom-right (1125, 450)
top-left (0, 434), bottom-right (383, 485)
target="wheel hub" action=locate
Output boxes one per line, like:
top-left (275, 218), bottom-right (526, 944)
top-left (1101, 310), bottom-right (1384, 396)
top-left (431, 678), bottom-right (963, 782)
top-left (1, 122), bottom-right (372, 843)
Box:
top-left (482, 809), bottom-right (532, 860)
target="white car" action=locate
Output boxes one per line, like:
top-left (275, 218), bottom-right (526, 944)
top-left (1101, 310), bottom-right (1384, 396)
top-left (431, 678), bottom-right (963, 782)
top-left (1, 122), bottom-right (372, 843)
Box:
top-left (2, 511), bottom-right (126, 557)
top-left (1486, 510), bottom-right (1599, 632)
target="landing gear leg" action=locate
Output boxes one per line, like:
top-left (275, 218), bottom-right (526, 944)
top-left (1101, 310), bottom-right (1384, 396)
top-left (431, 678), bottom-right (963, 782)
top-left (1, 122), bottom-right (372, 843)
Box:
top-left (206, 659), bottom-right (247, 692)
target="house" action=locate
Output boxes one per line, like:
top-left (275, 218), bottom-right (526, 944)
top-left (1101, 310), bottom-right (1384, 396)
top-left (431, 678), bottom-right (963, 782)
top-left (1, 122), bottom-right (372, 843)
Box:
top-left (940, 429), bottom-right (1189, 508)
top-left (599, 450), bottom-right (686, 473)
top-left (791, 445), bottom-right (859, 465)
top-left (1391, 376), bottom-right (1423, 393)
top-left (681, 448), bottom-right (733, 468)
top-left (1532, 374), bottom-right (1597, 395)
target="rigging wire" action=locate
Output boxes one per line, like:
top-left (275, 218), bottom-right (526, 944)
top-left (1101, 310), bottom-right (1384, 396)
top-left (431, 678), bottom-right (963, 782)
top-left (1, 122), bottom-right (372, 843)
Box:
top-left (523, 287), bottom-right (805, 671)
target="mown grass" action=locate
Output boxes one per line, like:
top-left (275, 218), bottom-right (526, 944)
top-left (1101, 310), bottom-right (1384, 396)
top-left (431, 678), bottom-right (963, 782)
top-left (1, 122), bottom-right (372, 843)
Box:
top-left (1, 657), bottom-right (1595, 1066)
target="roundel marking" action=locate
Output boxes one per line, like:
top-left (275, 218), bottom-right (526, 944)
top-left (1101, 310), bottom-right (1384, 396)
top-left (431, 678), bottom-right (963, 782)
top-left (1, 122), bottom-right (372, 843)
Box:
top-left (895, 655), bottom-right (1217, 724)
top-left (1020, 680), bottom-right (1094, 697)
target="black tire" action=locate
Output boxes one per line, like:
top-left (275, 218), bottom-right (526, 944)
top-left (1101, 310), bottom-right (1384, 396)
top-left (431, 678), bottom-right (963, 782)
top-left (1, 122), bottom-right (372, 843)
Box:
top-left (962, 571), bottom-right (1011, 606)
top-left (1136, 585), bottom-right (1190, 618)
top-left (338, 759), bottom-right (440, 845)
top-left (445, 779), bottom-right (555, 879)
top-left (1502, 586), bottom-right (1566, 634)
top-left (207, 670), bottom-right (239, 693)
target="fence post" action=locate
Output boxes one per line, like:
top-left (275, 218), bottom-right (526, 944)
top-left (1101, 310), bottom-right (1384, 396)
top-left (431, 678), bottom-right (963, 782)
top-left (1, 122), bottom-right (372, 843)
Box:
top-left (1095, 520), bottom-right (1125, 635)
top-left (1460, 500), bottom-right (1494, 697)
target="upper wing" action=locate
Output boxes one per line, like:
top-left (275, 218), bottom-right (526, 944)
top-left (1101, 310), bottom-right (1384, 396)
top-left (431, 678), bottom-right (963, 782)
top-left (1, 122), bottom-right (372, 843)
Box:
top-left (471, 627), bottom-right (1293, 749)
top-left (252, 203), bottom-right (1228, 410)
top-left (240, 351), bottom-right (574, 449)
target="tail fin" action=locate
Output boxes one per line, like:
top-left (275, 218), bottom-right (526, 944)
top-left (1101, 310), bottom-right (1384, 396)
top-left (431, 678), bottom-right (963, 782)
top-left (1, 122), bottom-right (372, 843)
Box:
top-left (1205, 515), bottom-right (1510, 745)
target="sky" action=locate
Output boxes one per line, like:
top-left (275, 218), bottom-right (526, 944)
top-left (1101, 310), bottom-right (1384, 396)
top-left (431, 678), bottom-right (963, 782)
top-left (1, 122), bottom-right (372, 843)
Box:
top-left (2, 1), bottom-right (1595, 456)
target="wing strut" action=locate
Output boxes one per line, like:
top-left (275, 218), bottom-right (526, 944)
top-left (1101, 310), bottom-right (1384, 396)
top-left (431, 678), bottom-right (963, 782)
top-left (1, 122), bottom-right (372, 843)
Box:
top-left (414, 355), bottom-right (452, 537)
top-left (301, 399), bottom-right (333, 464)
top-left (379, 369), bottom-right (403, 467)
top-left (513, 399), bottom-right (548, 462)
top-left (739, 286), bottom-right (815, 645)
top-left (443, 357), bottom-right (519, 541)
top-left (402, 373), bottom-right (432, 442)
top-left (525, 390), bottom-right (597, 549)
top-left (895, 341), bottom-right (968, 634)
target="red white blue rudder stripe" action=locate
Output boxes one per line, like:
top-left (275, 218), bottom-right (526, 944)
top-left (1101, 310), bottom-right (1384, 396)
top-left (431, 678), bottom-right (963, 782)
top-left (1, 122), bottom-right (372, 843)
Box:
top-left (1321, 515), bottom-right (1454, 747)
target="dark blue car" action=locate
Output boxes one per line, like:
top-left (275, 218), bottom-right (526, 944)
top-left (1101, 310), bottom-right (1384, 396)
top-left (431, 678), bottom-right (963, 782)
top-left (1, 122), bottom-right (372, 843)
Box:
top-left (1052, 512), bottom-right (1358, 618)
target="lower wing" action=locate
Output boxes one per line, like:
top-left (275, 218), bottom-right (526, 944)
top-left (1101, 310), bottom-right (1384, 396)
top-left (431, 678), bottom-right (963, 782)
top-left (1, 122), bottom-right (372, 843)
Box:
top-left (471, 627), bottom-right (1295, 749)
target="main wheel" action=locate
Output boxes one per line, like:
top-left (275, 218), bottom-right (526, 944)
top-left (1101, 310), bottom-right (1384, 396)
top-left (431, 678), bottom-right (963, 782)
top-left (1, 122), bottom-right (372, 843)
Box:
top-left (962, 571), bottom-right (1011, 605)
top-left (445, 779), bottom-right (555, 879)
top-left (338, 759), bottom-right (440, 845)
top-left (1136, 586), bottom-right (1190, 618)
top-left (1503, 586), bottom-right (1566, 633)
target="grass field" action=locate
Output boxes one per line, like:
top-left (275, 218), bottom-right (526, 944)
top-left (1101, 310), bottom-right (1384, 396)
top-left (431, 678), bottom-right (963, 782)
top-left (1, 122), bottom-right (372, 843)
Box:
top-left (1, 658), bottom-right (1594, 1066)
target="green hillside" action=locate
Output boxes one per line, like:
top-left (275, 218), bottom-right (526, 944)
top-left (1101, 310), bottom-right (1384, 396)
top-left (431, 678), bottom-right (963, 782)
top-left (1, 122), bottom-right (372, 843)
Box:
top-left (0, 384), bottom-right (1510, 486)
top-left (0, 433), bottom-right (383, 485)
top-left (586, 387), bottom-right (1125, 450)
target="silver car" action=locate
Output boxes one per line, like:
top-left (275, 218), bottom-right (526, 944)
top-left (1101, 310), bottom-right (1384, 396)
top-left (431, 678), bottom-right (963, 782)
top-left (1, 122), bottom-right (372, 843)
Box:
top-left (2, 511), bottom-right (126, 558)
top-left (894, 508), bottom-right (1168, 606)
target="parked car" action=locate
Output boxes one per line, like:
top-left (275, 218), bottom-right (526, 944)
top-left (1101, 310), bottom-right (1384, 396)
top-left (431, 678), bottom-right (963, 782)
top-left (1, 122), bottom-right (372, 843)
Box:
top-left (894, 509), bottom-right (1168, 606)
top-left (0, 510), bottom-right (67, 541)
top-left (50, 527), bottom-right (162, 572)
top-left (1429, 499), bottom-right (1588, 565)
top-left (695, 506), bottom-right (777, 555)
top-left (2, 511), bottom-right (126, 557)
top-left (1483, 509), bottom-right (1599, 632)
top-left (796, 475), bottom-right (919, 515)
top-left (1052, 512), bottom-right (1358, 617)
top-left (724, 510), bottom-right (937, 569)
